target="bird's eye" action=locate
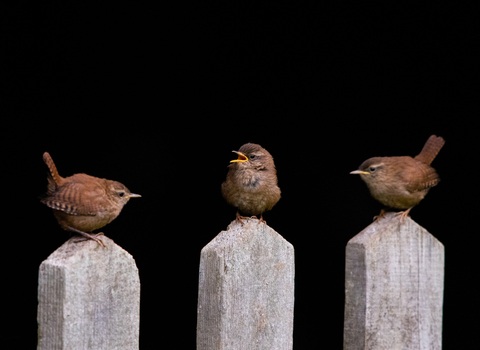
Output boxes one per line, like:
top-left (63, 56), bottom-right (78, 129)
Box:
top-left (370, 167), bottom-right (376, 172)
top-left (118, 192), bottom-right (125, 197)
top-left (250, 154), bottom-right (256, 159)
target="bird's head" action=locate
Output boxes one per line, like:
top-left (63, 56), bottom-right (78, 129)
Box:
top-left (107, 181), bottom-right (141, 206)
top-left (350, 157), bottom-right (388, 186)
top-left (229, 143), bottom-right (275, 171)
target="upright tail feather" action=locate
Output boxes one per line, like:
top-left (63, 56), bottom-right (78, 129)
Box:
top-left (414, 135), bottom-right (445, 165)
top-left (43, 152), bottom-right (63, 194)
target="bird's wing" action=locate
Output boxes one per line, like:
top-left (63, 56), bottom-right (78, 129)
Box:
top-left (403, 162), bottom-right (440, 193)
top-left (39, 181), bottom-right (105, 216)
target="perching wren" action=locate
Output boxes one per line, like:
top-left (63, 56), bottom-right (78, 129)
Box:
top-left (350, 135), bottom-right (445, 220)
top-left (39, 152), bottom-right (141, 246)
top-left (221, 143), bottom-right (281, 224)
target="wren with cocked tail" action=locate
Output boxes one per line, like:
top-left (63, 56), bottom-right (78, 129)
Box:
top-left (350, 135), bottom-right (445, 220)
top-left (221, 143), bottom-right (281, 224)
top-left (39, 152), bottom-right (141, 246)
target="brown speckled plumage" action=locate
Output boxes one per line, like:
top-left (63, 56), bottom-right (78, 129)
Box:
top-left (221, 143), bottom-right (281, 223)
top-left (351, 135), bottom-right (445, 219)
top-left (39, 152), bottom-right (141, 246)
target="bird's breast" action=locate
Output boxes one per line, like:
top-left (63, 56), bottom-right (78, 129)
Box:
top-left (241, 174), bottom-right (261, 189)
top-left (365, 179), bottom-right (428, 209)
top-left (230, 168), bottom-right (262, 190)
top-left (222, 166), bottom-right (280, 216)
top-left (53, 209), bottom-right (118, 232)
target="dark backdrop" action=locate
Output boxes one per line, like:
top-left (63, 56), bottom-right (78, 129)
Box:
top-left (4, 2), bottom-right (477, 349)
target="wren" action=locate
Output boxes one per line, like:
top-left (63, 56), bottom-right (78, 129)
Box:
top-left (350, 135), bottom-right (445, 220)
top-left (221, 143), bottom-right (281, 225)
top-left (39, 152), bottom-right (141, 246)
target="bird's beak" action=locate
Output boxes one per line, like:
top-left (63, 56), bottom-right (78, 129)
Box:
top-left (230, 151), bottom-right (248, 163)
top-left (126, 193), bottom-right (142, 198)
top-left (350, 170), bottom-right (370, 175)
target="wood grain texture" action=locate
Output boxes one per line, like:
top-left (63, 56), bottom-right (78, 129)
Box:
top-left (344, 212), bottom-right (444, 350)
top-left (37, 236), bottom-right (140, 350)
top-left (197, 218), bottom-right (294, 350)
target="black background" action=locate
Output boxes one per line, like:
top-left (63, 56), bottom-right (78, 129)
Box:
top-left (4, 2), bottom-right (478, 349)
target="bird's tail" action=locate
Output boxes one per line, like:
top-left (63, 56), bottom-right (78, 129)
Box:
top-left (414, 135), bottom-right (445, 165)
top-left (43, 152), bottom-right (62, 194)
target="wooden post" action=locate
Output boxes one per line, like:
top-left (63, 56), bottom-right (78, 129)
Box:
top-left (344, 212), bottom-right (444, 350)
top-left (37, 236), bottom-right (140, 350)
top-left (197, 219), bottom-right (294, 350)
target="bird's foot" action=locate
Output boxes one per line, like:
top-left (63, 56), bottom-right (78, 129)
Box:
top-left (373, 208), bottom-right (388, 221)
top-left (68, 226), bottom-right (106, 248)
top-left (394, 207), bottom-right (413, 223)
top-left (235, 212), bottom-right (248, 226)
top-left (246, 215), bottom-right (264, 225)
top-left (256, 214), bottom-right (266, 225)
top-left (235, 213), bottom-right (266, 225)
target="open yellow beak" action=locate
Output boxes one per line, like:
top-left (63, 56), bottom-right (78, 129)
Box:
top-left (230, 151), bottom-right (248, 163)
top-left (350, 170), bottom-right (370, 175)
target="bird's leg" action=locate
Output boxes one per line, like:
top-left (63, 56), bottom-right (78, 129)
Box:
top-left (67, 226), bottom-right (106, 247)
top-left (395, 206), bottom-right (413, 222)
top-left (256, 214), bottom-right (266, 225)
top-left (373, 208), bottom-right (388, 221)
top-left (235, 211), bottom-right (248, 225)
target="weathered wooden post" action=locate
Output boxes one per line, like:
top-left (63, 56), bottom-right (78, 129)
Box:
top-left (344, 212), bottom-right (444, 350)
top-left (37, 236), bottom-right (140, 350)
top-left (197, 219), bottom-right (294, 350)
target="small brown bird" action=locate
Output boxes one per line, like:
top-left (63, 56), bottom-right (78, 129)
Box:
top-left (350, 135), bottom-right (445, 220)
top-left (39, 152), bottom-right (141, 246)
top-left (221, 143), bottom-right (281, 224)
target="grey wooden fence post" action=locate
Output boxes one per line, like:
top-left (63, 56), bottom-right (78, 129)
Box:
top-left (344, 212), bottom-right (444, 350)
top-left (37, 236), bottom-right (140, 350)
top-left (197, 219), bottom-right (295, 350)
